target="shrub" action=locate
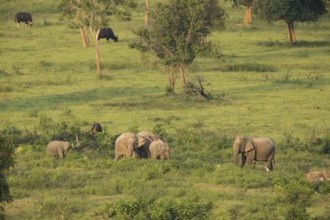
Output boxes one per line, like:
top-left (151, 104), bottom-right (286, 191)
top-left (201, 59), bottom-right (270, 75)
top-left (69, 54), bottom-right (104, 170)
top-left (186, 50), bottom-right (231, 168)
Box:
top-left (0, 127), bottom-right (17, 217)
top-left (274, 179), bottom-right (313, 220)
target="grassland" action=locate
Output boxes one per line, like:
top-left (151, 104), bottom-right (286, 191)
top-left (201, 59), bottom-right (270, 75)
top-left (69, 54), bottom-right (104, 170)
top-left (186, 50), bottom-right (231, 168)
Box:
top-left (0, 0), bottom-right (330, 219)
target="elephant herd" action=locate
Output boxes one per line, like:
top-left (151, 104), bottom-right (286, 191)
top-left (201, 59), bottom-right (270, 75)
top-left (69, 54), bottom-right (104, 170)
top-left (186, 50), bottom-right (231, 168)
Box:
top-left (46, 126), bottom-right (330, 180)
top-left (114, 131), bottom-right (170, 160)
top-left (46, 123), bottom-right (276, 170)
top-left (46, 123), bottom-right (170, 161)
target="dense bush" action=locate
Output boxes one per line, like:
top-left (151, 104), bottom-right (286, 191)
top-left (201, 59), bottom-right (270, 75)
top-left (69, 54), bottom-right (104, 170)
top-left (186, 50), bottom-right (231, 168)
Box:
top-left (95, 196), bottom-right (213, 219)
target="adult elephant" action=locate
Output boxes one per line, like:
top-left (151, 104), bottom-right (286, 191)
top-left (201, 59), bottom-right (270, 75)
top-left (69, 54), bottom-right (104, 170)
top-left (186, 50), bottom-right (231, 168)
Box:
top-left (136, 131), bottom-right (160, 158)
top-left (233, 136), bottom-right (275, 171)
top-left (114, 132), bottom-right (138, 160)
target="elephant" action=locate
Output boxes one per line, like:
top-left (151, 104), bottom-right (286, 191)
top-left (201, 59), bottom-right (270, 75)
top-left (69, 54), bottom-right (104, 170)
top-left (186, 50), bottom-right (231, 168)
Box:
top-left (46, 136), bottom-right (81, 159)
top-left (306, 170), bottom-right (330, 185)
top-left (91, 122), bottom-right (103, 135)
top-left (136, 131), bottom-right (160, 158)
top-left (149, 139), bottom-right (170, 160)
top-left (114, 132), bottom-right (138, 160)
top-left (233, 136), bottom-right (275, 171)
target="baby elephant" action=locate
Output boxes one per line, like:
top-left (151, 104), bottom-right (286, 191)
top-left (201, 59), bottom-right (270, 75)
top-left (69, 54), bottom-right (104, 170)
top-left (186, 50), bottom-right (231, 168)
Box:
top-left (46, 141), bottom-right (72, 159)
top-left (306, 170), bottom-right (330, 185)
top-left (91, 122), bottom-right (103, 135)
top-left (47, 136), bottom-right (81, 159)
top-left (149, 140), bottom-right (170, 160)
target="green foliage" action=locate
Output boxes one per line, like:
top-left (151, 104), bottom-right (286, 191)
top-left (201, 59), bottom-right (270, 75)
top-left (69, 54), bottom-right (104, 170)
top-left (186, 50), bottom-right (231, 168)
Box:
top-left (57, 0), bottom-right (135, 28)
top-left (274, 179), bottom-right (314, 220)
top-left (0, 127), bottom-right (17, 216)
top-left (130, 0), bottom-right (226, 93)
top-left (254, 0), bottom-right (327, 23)
top-left (98, 196), bottom-right (213, 219)
top-left (226, 63), bottom-right (277, 72)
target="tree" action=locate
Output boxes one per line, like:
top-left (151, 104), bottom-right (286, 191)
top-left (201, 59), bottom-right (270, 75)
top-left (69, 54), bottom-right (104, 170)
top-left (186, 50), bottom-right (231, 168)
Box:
top-left (58, 0), bottom-right (90, 48)
top-left (130, 0), bottom-right (226, 94)
top-left (58, 0), bottom-right (135, 75)
top-left (254, 0), bottom-right (327, 45)
top-left (0, 127), bottom-right (17, 218)
top-left (241, 0), bottom-right (254, 25)
top-left (145, 0), bottom-right (150, 27)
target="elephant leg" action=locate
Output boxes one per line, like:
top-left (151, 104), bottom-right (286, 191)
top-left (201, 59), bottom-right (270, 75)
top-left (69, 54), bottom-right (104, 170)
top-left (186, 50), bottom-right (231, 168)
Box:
top-left (241, 154), bottom-right (247, 168)
top-left (265, 154), bottom-right (275, 171)
top-left (58, 150), bottom-right (64, 159)
top-left (246, 150), bottom-right (255, 167)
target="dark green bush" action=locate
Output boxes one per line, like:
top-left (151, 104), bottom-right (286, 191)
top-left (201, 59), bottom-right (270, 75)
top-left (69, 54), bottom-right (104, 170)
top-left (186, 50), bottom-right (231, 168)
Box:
top-left (100, 196), bottom-right (213, 219)
top-left (226, 63), bottom-right (277, 72)
top-left (274, 179), bottom-right (313, 220)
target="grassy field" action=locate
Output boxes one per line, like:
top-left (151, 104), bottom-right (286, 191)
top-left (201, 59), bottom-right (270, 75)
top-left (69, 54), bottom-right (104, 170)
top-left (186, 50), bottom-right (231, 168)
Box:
top-left (1, 0), bottom-right (330, 219)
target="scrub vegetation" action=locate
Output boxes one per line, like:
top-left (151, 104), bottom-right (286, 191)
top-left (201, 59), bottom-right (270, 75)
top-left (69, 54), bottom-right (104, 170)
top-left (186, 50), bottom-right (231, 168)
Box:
top-left (0, 0), bottom-right (329, 219)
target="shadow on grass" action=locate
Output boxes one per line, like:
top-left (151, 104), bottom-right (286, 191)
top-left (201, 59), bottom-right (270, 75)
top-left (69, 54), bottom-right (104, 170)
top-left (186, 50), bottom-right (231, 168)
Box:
top-left (257, 40), bottom-right (330, 48)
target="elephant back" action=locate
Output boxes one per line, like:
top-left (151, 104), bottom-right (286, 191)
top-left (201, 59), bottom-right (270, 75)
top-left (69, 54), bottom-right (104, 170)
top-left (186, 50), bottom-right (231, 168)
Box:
top-left (137, 131), bottom-right (160, 142)
top-left (115, 133), bottom-right (137, 148)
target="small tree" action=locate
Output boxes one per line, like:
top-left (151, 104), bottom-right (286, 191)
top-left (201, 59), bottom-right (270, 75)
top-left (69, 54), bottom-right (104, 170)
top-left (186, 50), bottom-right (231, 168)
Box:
top-left (254, 0), bottom-right (327, 45)
top-left (130, 0), bottom-right (225, 94)
top-left (58, 0), bottom-right (90, 48)
top-left (240, 0), bottom-right (254, 25)
top-left (0, 127), bottom-right (17, 218)
top-left (58, 0), bottom-right (135, 75)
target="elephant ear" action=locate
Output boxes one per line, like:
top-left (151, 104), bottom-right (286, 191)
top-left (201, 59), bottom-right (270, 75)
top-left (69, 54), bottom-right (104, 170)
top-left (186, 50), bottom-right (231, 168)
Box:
top-left (137, 136), bottom-right (146, 148)
top-left (244, 140), bottom-right (255, 153)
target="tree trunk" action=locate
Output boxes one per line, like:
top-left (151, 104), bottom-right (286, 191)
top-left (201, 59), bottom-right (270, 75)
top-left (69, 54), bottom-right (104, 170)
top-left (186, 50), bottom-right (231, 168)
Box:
top-left (83, 26), bottom-right (90, 47)
top-left (79, 26), bottom-right (90, 48)
top-left (94, 29), bottom-right (102, 76)
top-left (286, 21), bottom-right (297, 46)
top-left (243, 6), bottom-right (252, 25)
top-left (144, 0), bottom-right (150, 27)
top-left (165, 65), bottom-right (176, 94)
top-left (179, 64), bottom-right (186, 88)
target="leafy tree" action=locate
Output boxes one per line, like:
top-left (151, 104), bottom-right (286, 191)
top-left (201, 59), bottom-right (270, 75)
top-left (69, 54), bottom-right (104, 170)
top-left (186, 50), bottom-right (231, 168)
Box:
top-left (0, 127), bottom-right (17, 218)
top-left (254, 0), bottom-right (327, 45)
top-left (58, 0), bottom-right (90, 48)
top-left (58, 0), bottom-right (135, 75)
top-left (130, 0), bottom-right (226, 94)
top-left (226, 0), bottom-right (253, 25)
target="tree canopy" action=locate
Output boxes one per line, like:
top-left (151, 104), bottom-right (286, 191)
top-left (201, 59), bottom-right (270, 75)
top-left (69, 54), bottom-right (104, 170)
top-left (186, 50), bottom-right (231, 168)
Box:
top-left (254, 0), bottom-right (327, 45)
top-left (130, 0), bottom-right (226, 94)
top-left (58, 0), bottom-right (136, 74)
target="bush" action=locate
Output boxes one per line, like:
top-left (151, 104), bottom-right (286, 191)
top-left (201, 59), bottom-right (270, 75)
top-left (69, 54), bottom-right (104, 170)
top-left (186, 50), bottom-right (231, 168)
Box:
top-left (98, 196), bottom-right (213, 219)
top-left (274, 179), bottom-right (313, 220)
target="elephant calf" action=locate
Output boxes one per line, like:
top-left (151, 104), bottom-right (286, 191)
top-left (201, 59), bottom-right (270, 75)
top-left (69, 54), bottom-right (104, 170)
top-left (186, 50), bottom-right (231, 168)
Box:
top-left (233, 136), bottom-right (275, 171)
top-left (149, 139), bottom-right (170, 160)
top-left (46, 136), bottom-right (81, 159)
top-left (46, 141), bottom-right (72, 159)
top-left (306, 170), bottom-right (330, 184)
top-left (91, 122), bottom-right (103, 135)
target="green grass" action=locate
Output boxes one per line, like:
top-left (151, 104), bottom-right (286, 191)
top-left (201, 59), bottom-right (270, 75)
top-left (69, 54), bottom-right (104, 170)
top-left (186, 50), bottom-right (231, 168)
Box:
top-left (1, 0), bottom-right (330, 219)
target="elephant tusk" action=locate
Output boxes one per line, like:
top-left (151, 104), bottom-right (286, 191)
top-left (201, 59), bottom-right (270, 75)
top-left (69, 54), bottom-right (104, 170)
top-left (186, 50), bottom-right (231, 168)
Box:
top-left (264, 166), bottom-right (270, 172)
top-left (82, 154), bottom-right (87, 160)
